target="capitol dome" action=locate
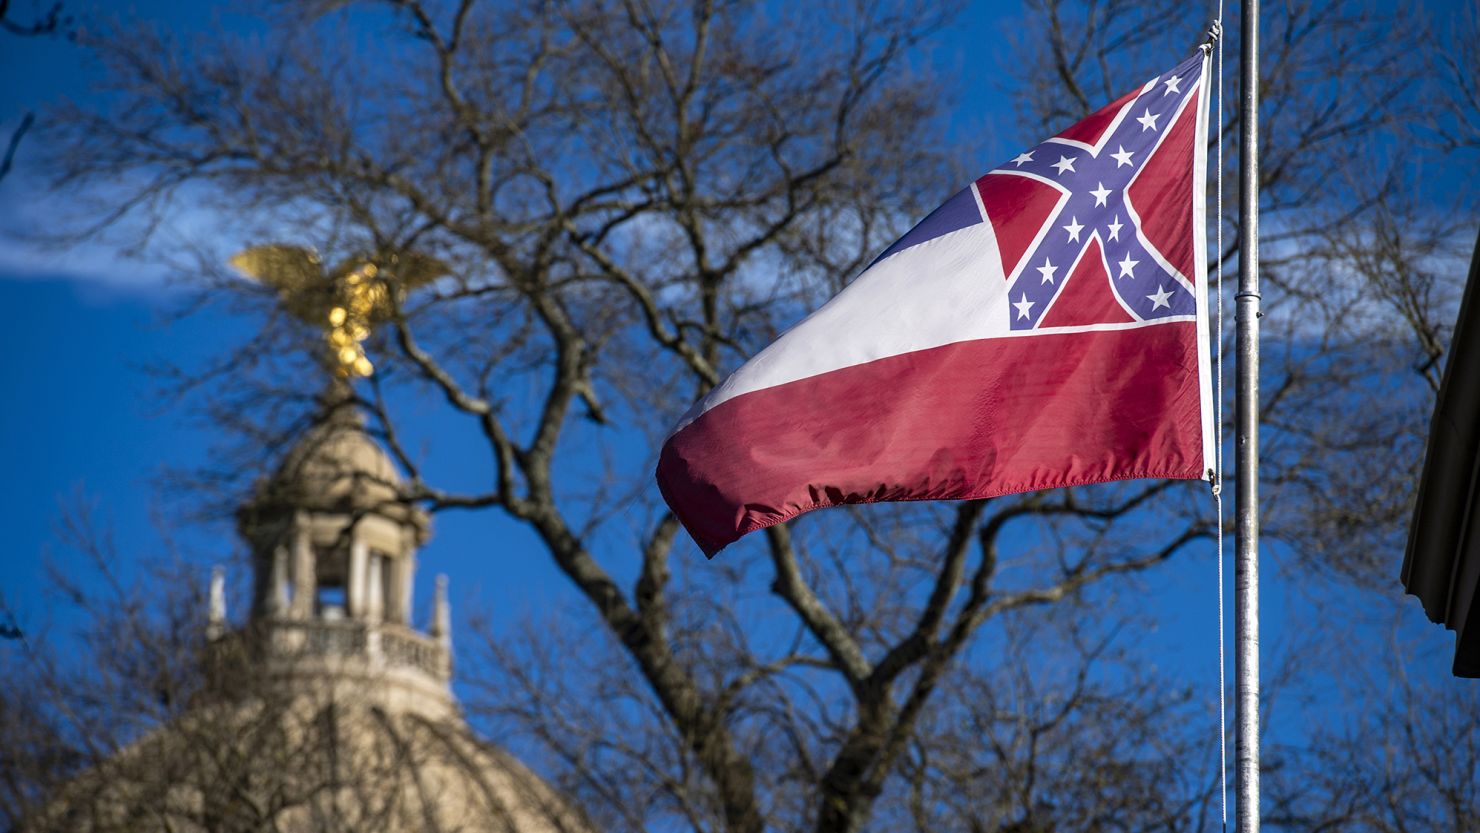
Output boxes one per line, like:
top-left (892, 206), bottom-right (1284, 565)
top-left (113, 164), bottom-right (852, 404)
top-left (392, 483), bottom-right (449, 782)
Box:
top-left (248, 398), bottom-right (420, 526)
top-left (21, 398), bottom-right (594, 833)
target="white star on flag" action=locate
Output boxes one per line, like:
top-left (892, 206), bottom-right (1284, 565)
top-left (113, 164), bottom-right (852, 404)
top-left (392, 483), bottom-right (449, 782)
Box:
top-left (1111, 145), bottom-right (1134, 167)
top-left (1137, 109), bottom-right (1160, 131)
top-left (1163, 76), bottom-right (1181, 95)
top-left (1013, 293), bottom-right (1035, 319)
top-left (1118, 252), bottom-right (1139, 278)
top-left (1052, 155), bottom-right (1077, 174)
top-left (1107, 216), bottom-right (1124, 241)
top-left (1147, 285), bottom-right (1173, 309)
top-left (1062, 217), bottom-right (1084, 243)
top-left (1011, 151), bottom-right (1034, 167)
top-left (1037, 259), bottom-right (1059, 284)
top-left (1090, 182), bottom-right (1112, 206)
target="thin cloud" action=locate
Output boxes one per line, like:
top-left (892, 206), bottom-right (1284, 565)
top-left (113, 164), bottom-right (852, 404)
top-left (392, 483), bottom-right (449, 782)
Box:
top-left (0, 172), bottom-right (306, 294)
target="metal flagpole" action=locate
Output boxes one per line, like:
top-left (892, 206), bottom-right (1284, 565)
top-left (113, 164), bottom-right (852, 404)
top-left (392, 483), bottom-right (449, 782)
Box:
top-left (1235, 0), bottom-right (1262, 830)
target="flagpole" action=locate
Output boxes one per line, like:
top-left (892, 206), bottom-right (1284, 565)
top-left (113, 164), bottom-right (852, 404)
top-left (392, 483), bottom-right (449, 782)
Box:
top-left (1235, 0), bottom-right (1262, 830)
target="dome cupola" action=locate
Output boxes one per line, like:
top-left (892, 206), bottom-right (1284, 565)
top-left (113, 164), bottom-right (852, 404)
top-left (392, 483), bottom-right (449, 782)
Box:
top-left (223, 386), bottom-right (451, 715)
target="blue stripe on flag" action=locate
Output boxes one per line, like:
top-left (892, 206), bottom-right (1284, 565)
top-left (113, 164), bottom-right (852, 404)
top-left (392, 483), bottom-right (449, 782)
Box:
top-left (869, 186), bottom-right (983, 267)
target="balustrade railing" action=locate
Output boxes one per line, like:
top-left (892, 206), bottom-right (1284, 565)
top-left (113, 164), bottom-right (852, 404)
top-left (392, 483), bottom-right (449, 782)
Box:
top-left (216, 618), bottom-right (450, 681)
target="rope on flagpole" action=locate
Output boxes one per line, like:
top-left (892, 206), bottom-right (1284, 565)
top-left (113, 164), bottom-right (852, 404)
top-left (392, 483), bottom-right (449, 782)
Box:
top-left (1215, 12), bottom-right (1229, 832)
top-left (1201, 12), bottom-right (1229, 833)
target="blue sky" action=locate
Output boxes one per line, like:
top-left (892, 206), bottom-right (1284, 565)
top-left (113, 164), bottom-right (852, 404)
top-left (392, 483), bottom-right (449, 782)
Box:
top-left (0, 0), bottom-right (1043, 637)
top-left (0, 5), bottom-right (1462, 809)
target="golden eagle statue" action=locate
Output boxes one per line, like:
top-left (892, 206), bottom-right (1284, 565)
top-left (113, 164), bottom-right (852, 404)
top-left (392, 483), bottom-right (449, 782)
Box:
top-left (228, 245), bottom-right (447, 378)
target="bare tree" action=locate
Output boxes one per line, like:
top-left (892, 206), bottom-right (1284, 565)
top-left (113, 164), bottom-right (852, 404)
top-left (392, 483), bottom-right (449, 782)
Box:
top-left (461, 584), bottom-right (1220, 833)
top-left (1263, 627), bottom-right (1480, 833)
top-left (18, 0), bottom-right (1466, 832)
top-left (0, 0), bottom-right (73, 184)
top-left (1424, 2), bottom-right (1480, 154)
top-left (905, 625), bottom-right (1215, 833)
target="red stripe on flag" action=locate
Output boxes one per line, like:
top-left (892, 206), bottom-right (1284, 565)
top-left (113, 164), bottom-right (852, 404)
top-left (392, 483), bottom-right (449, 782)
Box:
top-left (658, 324), bottom-right (1206, 555)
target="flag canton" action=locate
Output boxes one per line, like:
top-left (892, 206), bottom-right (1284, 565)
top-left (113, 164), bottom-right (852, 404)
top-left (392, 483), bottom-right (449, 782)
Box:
top-left (987, 54), bottom-right (1203, 331)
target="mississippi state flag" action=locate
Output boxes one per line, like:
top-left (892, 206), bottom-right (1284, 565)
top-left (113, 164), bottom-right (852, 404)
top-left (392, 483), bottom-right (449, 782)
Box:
top-left (658, 51), bottom-right (1214, 556)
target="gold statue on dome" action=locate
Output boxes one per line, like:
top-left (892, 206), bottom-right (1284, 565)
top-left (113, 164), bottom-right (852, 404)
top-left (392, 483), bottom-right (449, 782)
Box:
top-left (228, 245), bottom-right (448, 378)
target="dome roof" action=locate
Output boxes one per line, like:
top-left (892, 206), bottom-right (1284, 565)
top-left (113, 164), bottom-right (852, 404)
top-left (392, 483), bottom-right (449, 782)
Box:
top-left (27, 687), bottom-right (597, 833)
top-left (276, 410), bottom-right (402, 500)
top-left (243, 400), bottom-right (425, 531)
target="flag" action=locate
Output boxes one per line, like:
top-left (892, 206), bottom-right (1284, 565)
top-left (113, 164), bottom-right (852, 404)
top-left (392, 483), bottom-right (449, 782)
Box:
top-left (1403, 224), bottom-right (1480, 678)
top-left (658, 51), bottom-right (1214, 556)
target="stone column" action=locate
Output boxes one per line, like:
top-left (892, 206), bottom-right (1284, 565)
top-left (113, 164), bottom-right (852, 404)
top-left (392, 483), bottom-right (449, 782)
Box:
top-left (365, 552), bottom-right (384, 623)
top-left (207, 566), bottom-right (227, 641)
top-left (291, 524), bottom-right (316, 619)
top-left (430, 573), bottom-right (452, 679)
top-left (265, 544), bottom-right (290, 617)
top-left (348, 538), bottom-right (369, 618)
top-left (430, 574), bottom-right (451, 650)
top-left (393, 557), bottom-right (414, 625)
